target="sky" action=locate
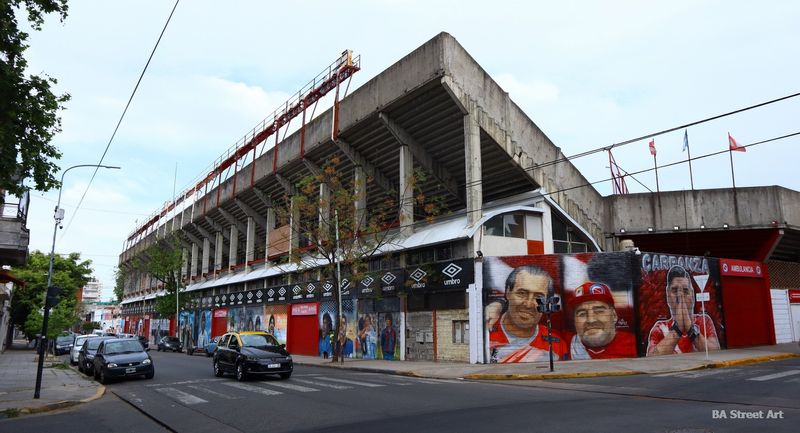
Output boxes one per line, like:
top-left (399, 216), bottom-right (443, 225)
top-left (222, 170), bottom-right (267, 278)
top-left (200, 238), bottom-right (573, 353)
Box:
top-left (18, 1), bottom-right (800, 301)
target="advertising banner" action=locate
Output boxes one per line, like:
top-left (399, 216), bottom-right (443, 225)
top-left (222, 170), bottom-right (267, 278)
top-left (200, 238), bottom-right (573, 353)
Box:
top-left (264, 305), bottom-right (288, 344)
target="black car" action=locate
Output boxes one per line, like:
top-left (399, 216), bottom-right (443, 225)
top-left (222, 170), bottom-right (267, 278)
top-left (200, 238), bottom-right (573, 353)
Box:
top-left (213, 331), bottom-right (292, 381)
top-left (78, 336), bottom-right (115, 375)
top-left (157, 336), bottom-right (182, 352)
top-left (54, 334), bottom-right (74, 356)
top-left (92, 338), bottom-right (154, 384)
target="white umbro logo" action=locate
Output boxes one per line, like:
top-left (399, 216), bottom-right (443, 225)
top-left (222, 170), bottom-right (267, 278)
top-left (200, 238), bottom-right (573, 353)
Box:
top-left (381, 273), bottom-right (396, 285)
top-left (361, 276), bottom-right (374, 287)
top-left (268, 289), bottom-right (275, 297)
top-left (323, 282), bottom-right (333, 292)
top-left (292, 285), bottom-right (301, 295)
top-left (442, 263), bottom-right (462, 278)
top-left (410, 268), bottom-right (427, 282)
top-left (306, 283), bottom-right (315, 293)
top-left (278, 287), bottom-right (286, 296)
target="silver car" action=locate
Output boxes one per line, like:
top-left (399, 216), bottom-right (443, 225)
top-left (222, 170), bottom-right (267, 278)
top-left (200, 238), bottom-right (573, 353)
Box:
top-left (70, 335), bottom-right (92, 365)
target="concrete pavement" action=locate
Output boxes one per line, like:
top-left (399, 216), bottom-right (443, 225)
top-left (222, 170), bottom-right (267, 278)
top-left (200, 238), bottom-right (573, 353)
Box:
top-left (0, 339), bottom-right (103, 418)
top-left (292, 342), bottom-right (800, 380)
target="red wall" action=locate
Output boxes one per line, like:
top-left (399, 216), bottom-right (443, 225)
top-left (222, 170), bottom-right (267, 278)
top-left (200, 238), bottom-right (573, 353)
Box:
top-left (287, 303), bottom-right (319, 356)
top-left (721, 266), bottom-right (776, 348)
top-left (212, 308), bottom-right (228, 338)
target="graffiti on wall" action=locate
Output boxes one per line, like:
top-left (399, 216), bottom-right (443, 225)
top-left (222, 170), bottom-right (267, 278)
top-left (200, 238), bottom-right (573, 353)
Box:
top-left (179, 310), bottom-right (195, 349)
top-left (264, 305), bottom-right (288, 344)
top-left (639, 253), bottom-right (724, 356)
top-left (319, 300), bottom-right (355, 358)
top-left (483, 253), bottom-right (637, 363)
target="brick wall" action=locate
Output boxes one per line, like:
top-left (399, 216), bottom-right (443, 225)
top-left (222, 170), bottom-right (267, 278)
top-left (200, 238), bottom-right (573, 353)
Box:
top-left (435, 309), bottom-right (469, 362)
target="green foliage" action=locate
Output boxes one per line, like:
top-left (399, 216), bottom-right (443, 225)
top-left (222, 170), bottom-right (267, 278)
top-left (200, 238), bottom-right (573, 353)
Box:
top-left (0, 0), bottom-right (70, 201)
top-left (80, 321), bottom-right (100, 333)
top-left (113, 267), bottom-right (125, 303)
top-left (9, 250), bottom-right (91, 338)
top-left (127, 234), bottom-right (186, 318)
top-left (23, 302), bottom-right (77, 338)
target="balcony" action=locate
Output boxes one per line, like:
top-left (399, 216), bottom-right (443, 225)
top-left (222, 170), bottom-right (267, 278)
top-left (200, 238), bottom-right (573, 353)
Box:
top-left (0, 191), bottom-right (30, 266)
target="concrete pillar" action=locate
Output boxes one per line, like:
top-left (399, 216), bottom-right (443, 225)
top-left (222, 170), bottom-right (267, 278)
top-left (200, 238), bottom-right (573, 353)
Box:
top-left (214, 232), bottom-right (223, 273)
top-left (464, 111), bottom-right (482, 226)
top-left (290, 197), bottom-right (299, 256)
top-left (264, 207), bottom-right (275, 266)
top-left (245, 216), bottom-right (255, 270)
top-left (229, 225), bottom-right (238, 270)
top-left (399, 145), bottom-right (414, 236)
top-left (319, 183), bottom-right (331, 242)
top-left (354, 165), bottom-right (367, 232)
top-left (190, 242), bottom-right (199, 279)
top-left (201, 237), bottom-right (210, 277)
top-left (181, 248), bottom-right (188, 279)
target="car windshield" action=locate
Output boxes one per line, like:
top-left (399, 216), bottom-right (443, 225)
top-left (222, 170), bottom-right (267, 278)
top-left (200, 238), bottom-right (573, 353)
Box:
top-left (104, 340), bottom-right (144, 354)
top-left (75, 336), bottom-right (90, 345)
top-left (240, 334), bottom-right (279, 348)
top-left (56, 336), bottom-right (72, 344)
top-left (86, 338), bottom-right (108, 350)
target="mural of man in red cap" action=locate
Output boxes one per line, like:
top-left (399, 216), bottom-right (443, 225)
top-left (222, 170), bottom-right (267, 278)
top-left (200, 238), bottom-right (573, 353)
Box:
top-left (646, 265), bottom-right (720, 356)
top-left (568, 282), bottom-right (636, 360)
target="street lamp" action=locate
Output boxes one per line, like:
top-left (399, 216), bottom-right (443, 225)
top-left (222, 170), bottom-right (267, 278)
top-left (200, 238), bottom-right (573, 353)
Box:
top-left (34, 164), bottom-right (120, 399)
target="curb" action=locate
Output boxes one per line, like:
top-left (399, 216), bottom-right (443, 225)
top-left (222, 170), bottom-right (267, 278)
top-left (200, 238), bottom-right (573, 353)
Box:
top-left (294, 361), bottom-right (427, 379)
top-left (464, 370), bottom-right (643, 381)
top-left (704, 352), bottom-right (799, 369)
top-left (15, 385), bottom-right (106, 416)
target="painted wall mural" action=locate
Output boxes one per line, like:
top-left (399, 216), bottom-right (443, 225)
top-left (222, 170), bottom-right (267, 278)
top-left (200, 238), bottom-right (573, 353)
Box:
top-left (319, 300), bottom-right (356, 358)
top-left (483, 253), bottom-right (637, 363)
top-left (179, 310), bottom-right (195, 349)
top-left (377, 312), bottom-right (400, 360)
top-left (264, 305), bottom-right (288, 344)
top-left (638, 253), bottom-right (724, 356)
top-left (150, 318), bottom-right (171, 343)
top-left (226, 305), bottom-right (265, 333)
top-left (197, 310), bottom-right (212, 349)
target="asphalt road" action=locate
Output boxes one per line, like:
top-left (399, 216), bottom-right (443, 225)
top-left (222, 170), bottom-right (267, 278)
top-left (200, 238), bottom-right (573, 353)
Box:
top-left (1, 350), bottom-right (797, 433)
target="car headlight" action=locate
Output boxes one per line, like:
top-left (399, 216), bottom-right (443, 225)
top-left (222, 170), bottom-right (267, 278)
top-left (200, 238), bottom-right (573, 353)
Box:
top-left (245, 355), bottom-right (258, 361)
top-left (142, 359), bottom-right (151, 365)
top-left (286, 355), bottom-right (292, 361)
top-left (107, 363), bottom-right (118, 368)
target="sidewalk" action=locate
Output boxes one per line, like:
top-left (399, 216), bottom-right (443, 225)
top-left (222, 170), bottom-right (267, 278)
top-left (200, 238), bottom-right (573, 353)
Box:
top-left (292, 342), bottom-right (800, 380)
top-left (0, 339), bottom-right (104, 418)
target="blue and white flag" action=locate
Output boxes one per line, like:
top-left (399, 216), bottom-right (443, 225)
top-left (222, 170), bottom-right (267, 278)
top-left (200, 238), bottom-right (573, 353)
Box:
top-left (683, 130), bottom-right (689, 152)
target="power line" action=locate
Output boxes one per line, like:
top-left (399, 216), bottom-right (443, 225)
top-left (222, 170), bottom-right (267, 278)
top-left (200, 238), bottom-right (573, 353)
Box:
top-left (30, 194), bottom-right (151, 216)
top-left (60, 0), bottom-right (180, 239)
top-left (463, 89), bottom-right (800, 188)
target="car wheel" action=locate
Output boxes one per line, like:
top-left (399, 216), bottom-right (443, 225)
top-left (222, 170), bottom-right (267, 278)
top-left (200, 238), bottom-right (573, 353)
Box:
top-left (213, 360), bottom-right (224, 377)
top-left (279, 372), bottom-right (292, 380)
top-left (144, 370), bottom-right (154, 380)
top-left (78, 362), bottom-right (84, 373)
top-left (93, 367), bottom-right (99, 381)
top-left (235, 363), bottom-right (246, 381)
top-left (99, 369), bottom-right (109, 385)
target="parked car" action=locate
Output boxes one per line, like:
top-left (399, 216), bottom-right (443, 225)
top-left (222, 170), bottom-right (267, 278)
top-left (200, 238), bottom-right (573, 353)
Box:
top-left (92, 338), bottom-right (154, 384)
top-left (138, 335), bottom-right (149, 350)
top-left (54, 334), bottom-right (74, 356)
top-left (70, 335), bottom-right (92, 365)
top-left (78, 336), bottom-right (115, 376)
top-left (213, 331), bottom-right (293, 381)
top-left (157, 336), bottom-right (182, 352)
top-left (204, 336), bottom-right (222, 357)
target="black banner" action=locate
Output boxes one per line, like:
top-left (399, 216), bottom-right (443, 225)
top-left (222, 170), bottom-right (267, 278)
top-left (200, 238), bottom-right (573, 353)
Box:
top-left (404, 259), bottom-right (474, 292)
top-left (357, 273), bottom-right (379, 298)
top-left (380, 269), bottom-right (403, 296)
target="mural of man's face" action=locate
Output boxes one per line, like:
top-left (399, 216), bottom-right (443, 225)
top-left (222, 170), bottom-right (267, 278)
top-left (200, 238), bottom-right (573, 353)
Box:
top-left (667, 276), bottom-right (694, 315)
top-left (574, 300), bottom-right (617, 347)
top-left (505, 271), bottom-right (549, 334)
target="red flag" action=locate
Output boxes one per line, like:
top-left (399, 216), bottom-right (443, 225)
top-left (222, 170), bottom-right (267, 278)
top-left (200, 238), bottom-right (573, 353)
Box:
top-left (649, 139), bottom-right (656, 156)
top-left (728, 133), bottom-right (746, 152)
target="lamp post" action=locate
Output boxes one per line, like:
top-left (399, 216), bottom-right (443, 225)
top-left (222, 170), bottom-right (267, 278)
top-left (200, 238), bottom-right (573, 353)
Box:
top-left (34, 164), bottom-right (120, 399)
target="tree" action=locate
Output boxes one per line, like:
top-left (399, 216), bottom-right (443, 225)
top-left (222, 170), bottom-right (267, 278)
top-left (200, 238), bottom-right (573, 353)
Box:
top-left (113, 267), bottom-right (125, 303)
top-left (9, 250), bottom-right (92, 338)
top-left (24, 302), bottom-right (77, 339)
top-left (125, 233), bottom-right (193, 319)
top-left (273, 156), bottom-right (445, 361)
top-left (80, 320), bottom-right (100, 334)
top-left (0, 0), bottom-right (70, 203)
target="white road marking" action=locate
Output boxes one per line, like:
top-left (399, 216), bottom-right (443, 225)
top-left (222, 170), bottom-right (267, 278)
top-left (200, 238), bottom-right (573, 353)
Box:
top-left (653, 369), bottom-right (735, 379)
top-left (292, 378), bottom-right (353, 390)
top-left (155, 387), bottom-right (208, 405)
top-left (221, 381), bottom-right (283, 395)
top-left (314, 377), bottom-right (385, 387)
top-left (258, 381), bottom-right (319, 392)
top-left (187, 384), bottom-right (241, 399)
top-left (747, 370), bottom-right (800, 382)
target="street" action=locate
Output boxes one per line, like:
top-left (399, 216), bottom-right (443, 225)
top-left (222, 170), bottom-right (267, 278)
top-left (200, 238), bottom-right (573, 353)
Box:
top-left (1, 351), bottom-right (798, 433)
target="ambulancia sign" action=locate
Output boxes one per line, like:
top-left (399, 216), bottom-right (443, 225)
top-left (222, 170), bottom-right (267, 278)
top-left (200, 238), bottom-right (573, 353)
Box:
top-left (720, 259), bottom-right (764, 278)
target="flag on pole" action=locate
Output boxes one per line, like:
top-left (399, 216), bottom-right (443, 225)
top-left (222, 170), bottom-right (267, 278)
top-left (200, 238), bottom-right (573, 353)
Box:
top-left (683, 130), bottom-right (689, 152)
top-left (649, 139), bottom-right (656, 156)
top-left (728, 133), bottom-right (746, 152)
